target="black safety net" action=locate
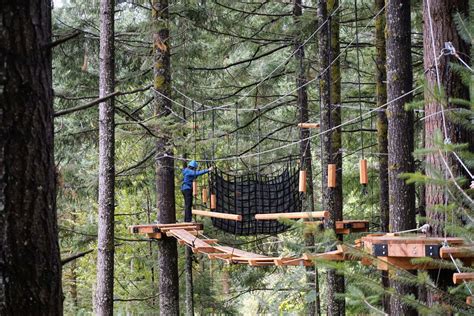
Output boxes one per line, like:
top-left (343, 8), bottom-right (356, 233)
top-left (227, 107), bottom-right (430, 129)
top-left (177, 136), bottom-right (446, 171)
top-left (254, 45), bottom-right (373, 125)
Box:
top-left (209, 165), bottom-right (302, 235)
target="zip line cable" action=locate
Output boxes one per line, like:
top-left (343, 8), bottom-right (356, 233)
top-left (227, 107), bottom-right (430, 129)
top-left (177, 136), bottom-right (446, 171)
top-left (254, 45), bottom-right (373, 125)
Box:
top-left (158, 86), bottom-right (422, 163)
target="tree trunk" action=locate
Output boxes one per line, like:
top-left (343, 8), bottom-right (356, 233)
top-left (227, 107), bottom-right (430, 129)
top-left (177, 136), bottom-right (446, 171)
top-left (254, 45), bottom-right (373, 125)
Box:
top-left (185, 247), bottom-right (194, 316)
top-left (319, 0), bottom-right (345, 315)
top-left (152, 1), bottom-right (180, 315)
top-left (423, 0), bottom-right (470, 307)
top-left (423, 0), bottom-right (470, 235)
top-left (374, 0), bottom-right (390, 313)
top-left (0, 1), bottom-right (63, 314)
top-left (95, 0), bottom-right (116, 314)
top-left (386, 1), bottom-right (417, 315)
top-left (294, 1), bottom-right (320, 314)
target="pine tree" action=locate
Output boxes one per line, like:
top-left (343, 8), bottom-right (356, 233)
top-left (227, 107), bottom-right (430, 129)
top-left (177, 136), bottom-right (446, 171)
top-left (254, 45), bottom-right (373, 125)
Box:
top-left (0, 1), bottom-right (63, 314)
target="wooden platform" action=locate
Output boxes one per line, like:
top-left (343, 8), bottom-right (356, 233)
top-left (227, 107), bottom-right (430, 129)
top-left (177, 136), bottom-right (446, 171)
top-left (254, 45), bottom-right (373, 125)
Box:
top-left (128, 222), bottom-right (326, 267)
top-left (360, 234), bottom-right (471, 271)
top-left (304, 220), bottom-right (369, 235)
top-left (128, 222), bottom-right (203, 239)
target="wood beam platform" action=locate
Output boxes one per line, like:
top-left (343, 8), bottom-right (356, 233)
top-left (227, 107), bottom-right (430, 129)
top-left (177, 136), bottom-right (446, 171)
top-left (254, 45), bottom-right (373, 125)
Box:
top-left (304, 220), bottom-right (369, 234)
top-left (255, 211), bottom-right (329, 220)
top-left (192, 209), bottom-right (242, 221)
top-left (360, 234), bottom-right (471, 271)
top-left (129, 222), bottom-right (203, 236)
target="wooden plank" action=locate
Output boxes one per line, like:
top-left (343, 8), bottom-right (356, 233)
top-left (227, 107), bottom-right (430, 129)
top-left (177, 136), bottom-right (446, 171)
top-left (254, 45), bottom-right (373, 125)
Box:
top-left (146, 233), bottom-right (162, 239)
top-left (214, 246), bottom-right (269, 258)
top-left (192, 209), bottom-right (242, 221)
top-left (129, 222), bottom-right (203, 234)
top-left (440, 246), bottom-right (474, 259)
top-left (453, 273), bottom-right (474, 284)
top-left (274, 258), bottom-right (312, 267)
top-left (166, 230), bottom-right (201, 237)
top-left (303, 247), bottom-right (345, 261)
top-left (208, 253), bottom-right (233, 260)
top-left (255, 211), bottom-right (329, 220)
top-left (202, 239), bottom-right (219, 244)
top-left (376, 257), bottom-right (438, 271)
top-left (362, 235), bottom-right (465, 245)
top-left (387, 243), bottom-right (425, 257)
top-left (167, 229), bottom-right (215, 253)
top-left (298, 122), bottom-right (320, 129)
top-left (159, 224), bottom-right (201, 233)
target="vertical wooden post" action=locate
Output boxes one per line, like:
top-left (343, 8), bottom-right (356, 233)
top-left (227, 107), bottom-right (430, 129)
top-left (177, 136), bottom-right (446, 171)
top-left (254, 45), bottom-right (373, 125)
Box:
top-left (210, 194), bottom-right (217, 210)
top-left (299, 170), bottom-right (307, 192)
top-left (359, 159), bottom-right (368, 185)
top-left (328, 164), bottom-right (336, 188)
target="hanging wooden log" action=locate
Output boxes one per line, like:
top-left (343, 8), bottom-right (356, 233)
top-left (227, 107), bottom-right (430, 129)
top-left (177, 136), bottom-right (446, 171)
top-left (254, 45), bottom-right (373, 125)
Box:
top-left (192, 181), bottom-right (198, 196)
top-left (299, 170), bottom-right (307, 192)
top-left (202, 187), bottom-right (208, 204)
top-left (467, 296), bottom-right (473, 306)
top-left (210, 193), bottom-right (217, 209)
top-left (192, 209), bottom-right (242, 221)
top-left (328, 164), bottom-right (336, 188)
top-left (297, 122), bottom-right (320, 129)
top-left (359, 159), bottom-right (368, 185)
top-left (255, 211), bottom-right (329, 220)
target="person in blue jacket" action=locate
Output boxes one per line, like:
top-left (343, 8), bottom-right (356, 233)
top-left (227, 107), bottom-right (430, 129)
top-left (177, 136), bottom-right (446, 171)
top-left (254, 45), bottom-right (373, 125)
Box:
top-left (181, 160), bottom-right (213, 222)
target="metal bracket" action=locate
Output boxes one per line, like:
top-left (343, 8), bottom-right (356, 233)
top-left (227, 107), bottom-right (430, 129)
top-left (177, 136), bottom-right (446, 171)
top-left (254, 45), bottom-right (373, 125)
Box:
top-left (425, 245), bottom-right (441, 258)
top-left (343, 223), bottom-right (352, 229)
top-left (373, 244), bottom-right (388, 256)
top-left (132, 227), bottom-right (139, 233)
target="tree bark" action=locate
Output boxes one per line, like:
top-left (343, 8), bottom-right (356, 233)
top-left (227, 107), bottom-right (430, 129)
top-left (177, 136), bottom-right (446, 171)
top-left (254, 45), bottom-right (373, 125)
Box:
top-left (294, 1), bottom-right (320, 315)
top-left (423, 0), bottom-right (470, 235)
top-left (423, 0), bottom-right (470, 307)
top-left (0, 1), bottom-right (63, 314)
top-left (95, 0), bottom-right (116, 315)
top-left (386, 1), bottom-right (417, 315)
top-left (374, 0), bottom-right (390, 313)
top-left (185, 247), bottom-right (194, 316)
top-left (319, 0), bottom-right (345, 315)
top-left (152, 1), bottom-right (180, 315)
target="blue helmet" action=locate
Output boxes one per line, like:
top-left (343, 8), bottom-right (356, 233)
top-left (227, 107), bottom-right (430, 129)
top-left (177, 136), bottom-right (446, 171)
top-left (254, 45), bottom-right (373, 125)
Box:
top-left (188, 160), bottom-right (198, 168)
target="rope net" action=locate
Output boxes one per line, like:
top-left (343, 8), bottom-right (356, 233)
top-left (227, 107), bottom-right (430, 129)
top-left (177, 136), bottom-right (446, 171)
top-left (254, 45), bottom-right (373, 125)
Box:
top-left (209, 163), bottom-right (302, 235)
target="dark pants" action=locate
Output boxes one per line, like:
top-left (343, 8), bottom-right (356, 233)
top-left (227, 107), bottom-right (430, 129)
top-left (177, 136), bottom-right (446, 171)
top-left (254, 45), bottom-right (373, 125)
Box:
top-left (182, 189), bottom-right (193, 222)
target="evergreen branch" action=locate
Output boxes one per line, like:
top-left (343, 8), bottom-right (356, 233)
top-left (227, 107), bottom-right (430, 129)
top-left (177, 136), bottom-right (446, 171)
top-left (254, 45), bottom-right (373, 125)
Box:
top-left (61, 249), bottom-right (94, 266)
top-left (215, 1), bottom-right (292, 17)
top-left (50, 31), bottom-right (81, 48)
top-left (188, 44), bottom-right (289, 71)
top-left (54, 85), bottom-right (152, 117)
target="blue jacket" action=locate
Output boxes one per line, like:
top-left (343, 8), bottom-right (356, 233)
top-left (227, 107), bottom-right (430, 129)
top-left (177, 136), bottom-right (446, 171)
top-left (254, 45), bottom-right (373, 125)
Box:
top-left (181, 167), bottom-right (209, 191)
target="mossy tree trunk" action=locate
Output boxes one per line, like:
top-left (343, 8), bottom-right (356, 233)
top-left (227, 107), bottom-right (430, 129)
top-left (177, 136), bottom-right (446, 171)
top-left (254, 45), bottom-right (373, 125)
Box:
top-left (386, 1), bottom-right (417, 315)
top-left (294, 1), bottom-right (320, 314)
top-left (0, 1), bottom-right (63, 314)
top-left (374, 0), bottom-right (390, 313)
top-left (152, 0), bottom-right (180, 315)
top-left (422, 0), bottom-right (470, 306)
top-left (95, 0), bottom-right (116, 314)
top-left (319, 0), bottom-right (345, 315)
